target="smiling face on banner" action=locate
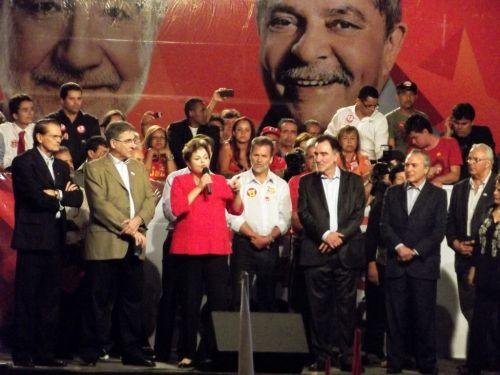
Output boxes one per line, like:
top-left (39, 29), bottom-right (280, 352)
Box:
top-left (0, 0), bottom-right (166, 119)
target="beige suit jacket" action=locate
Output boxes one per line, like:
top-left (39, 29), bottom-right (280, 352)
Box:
top-left (84, 154), bottom-right (155, 260)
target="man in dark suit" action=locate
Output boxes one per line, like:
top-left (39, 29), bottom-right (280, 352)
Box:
top-left (167, 97), bottom-right (221, 171)
top-left (381, 149), bottom-right (447, 374)
top-left (446, 144), bottom-right (495, 333)
top-left (298, 134), bottom-right (365, 371)
top-left (10, 118), bottom-right (83, 367)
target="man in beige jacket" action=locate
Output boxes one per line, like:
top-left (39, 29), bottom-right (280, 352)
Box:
top-left (81, 121), bottom-right (155, 367)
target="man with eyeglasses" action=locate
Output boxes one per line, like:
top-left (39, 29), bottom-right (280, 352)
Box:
top-left (445, 103), bottom-right (496, 180)
top-left (81, 121), bottom-right (156, 367)
top-left (325, 85), bottom-right (389, 162)
top-left (446, 143), bottom-right (496, 370)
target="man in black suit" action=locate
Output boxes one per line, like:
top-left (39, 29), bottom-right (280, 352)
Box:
top-left (298, 134), bottom-right (365, 371)
top-left (10, 118), bottom-right (83, 367)
top-left (167, 96), bottom-right (222, 171)
top-left (380, 149), bottom-right (447, 374)
top-left (446, 144), bottom-right (495, 327)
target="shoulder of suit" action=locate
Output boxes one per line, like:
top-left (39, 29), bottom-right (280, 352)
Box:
top-left (168, 119), bottom-right (187, 130)
top-left (86, 155), bottom-right (107, 170)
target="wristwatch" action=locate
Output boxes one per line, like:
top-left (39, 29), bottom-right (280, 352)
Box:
top-left (166, 154), bottom-right (174, 161)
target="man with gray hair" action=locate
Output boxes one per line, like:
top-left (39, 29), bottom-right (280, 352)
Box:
top-left (446, 144), bottom-right (496, 340)
top-left (381, 149), bottom-right (447, 374)
top-left (256, 0), bottom-right (407, 128)
top-left (0, 0), bottom-right (167, 119)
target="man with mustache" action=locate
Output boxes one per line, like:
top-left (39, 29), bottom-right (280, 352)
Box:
top-left (256, 0), bottom-right (407, 130)
top-left (0, 0), bottom-right (167, 120)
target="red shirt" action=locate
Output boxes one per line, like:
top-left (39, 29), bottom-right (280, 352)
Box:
top-left (288, 171), bottom-right (309, 213)
top-left (170, 173), bottom-right (243, 255)
top-left (411, 137), bottom-right (462, 181)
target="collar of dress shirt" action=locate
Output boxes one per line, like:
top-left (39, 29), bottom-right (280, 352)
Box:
top-left (109, 153), bottom-right (128, 166)
top-left (37, 146), bottom-right (54, 164)
top-left (407, 179), bottom-right (426, 191)
top-left (469, 170), bottom-right (492, 190)
top-left (250, 169), bottom-right (274, 184)
top-left (321, 165), bottom-right (341, 180)
top-left (13, 122), bottom-right (29, 134)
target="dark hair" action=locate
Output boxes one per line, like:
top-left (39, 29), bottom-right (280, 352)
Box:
top-left (229, 117), bottom-right (256, 170)
top-left (388, 162), bottom-right (405, 183)
top-left (315, 134), bottom-right (341, 153)
top-left (251, 136), bottom-right (274, 155)
top-left (404, 114), bottom-right (433, 135)
top-left (184, 98), bottom-right (204, 118)
top-left (85, 135), bottom-right (108, 154)
top-left (358, 85), bottom-right (379, 100)
top-left (101, 109), bottom-right (126, 129)
top-left (256, 0), bottom-right (402, 38)
top-left (337, 126), bottom-right (360, 154)
top-left (452, 103), bottom-right (475, 122)
top-left (104, 121), bottom-right (136, 146)
top-left (221, 108), bottom-right (241, 120)
top-left (59, 82), bottom-right (82, 99)
top-left (277, 118), bottom-right (298, 131)
top-left (182, 138), bottom-right (212, 163)
top-left (284, 148), bottom-right (305, 181)
top-left (33, 118), bottom-right (61, 146)
top-left (209, 115), bottom-right (224, 126)
top-left (8, 94), bottom-right (32, 115)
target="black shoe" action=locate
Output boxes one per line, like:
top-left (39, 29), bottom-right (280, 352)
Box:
top-left (419, 367), bottom-right (438, 375)
top-left (34, 359), bottom-right (67, 367)
top-left (308, 361), bottom-right (326, 372)
top-left (12, 358), bottom-right (34, 367)
top-left (80, 358), bottom-right (98, 367)
top-left (122, 356), bottom-right (156, 367)
top-left (340, 362), bottom-right (353, 372)
top-left (386, 367), bottom-right (402, 374)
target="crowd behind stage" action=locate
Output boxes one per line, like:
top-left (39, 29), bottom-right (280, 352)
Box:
top-left (0, 81), bottom-right (499, 375)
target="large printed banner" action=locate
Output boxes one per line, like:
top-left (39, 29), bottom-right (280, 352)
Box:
top-left (0, 0), bottom-right (499, 348)
top-left (0, 0), bottom-right (499, 148)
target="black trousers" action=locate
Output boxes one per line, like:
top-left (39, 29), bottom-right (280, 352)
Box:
top-left (154, 232), bottom-right (186, 361)
top-left (385, 275), bottom-right (437, 372)
top-left (178, 255), bottom-right (230, 360)
top-left (303, 254), bottom-right (358, 366)
top-left (363, 264), bottom-right (386, 358)
top-left (13, 250), bottom-right (61, 362)
top-left (80, 247), bottom-right (144, 361)
top-left (467, 285), bottom-right (500, 371)
top-left (230, 234), bottom-right (279, 312)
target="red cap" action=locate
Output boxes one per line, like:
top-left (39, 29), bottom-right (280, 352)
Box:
top-left (261, 126), bottom-right (280, 137)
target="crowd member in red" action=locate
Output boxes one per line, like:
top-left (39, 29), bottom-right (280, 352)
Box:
top-left (289, 138), bottom-right (316, 233)
top-left (143, 125), bottom-right (176, 182)
top-left (170, 138), bottom-right (243, 369)
top-left (405, 114), bottom-right (462, 186)
top-left (218, 116), bottom-right (256, 177)
top-left (261, 126), bottom-right (286, 177)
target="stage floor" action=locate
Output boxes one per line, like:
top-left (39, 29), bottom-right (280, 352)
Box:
top-left (0, 353), bottom-right (478, 374)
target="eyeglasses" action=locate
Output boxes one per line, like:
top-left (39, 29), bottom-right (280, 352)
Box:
top-left (362, 101), bottom-right (379, 110)
top-left (113, 138), bottom-right (136, 145)
top-left (467, 157), bottom-right (488, 163)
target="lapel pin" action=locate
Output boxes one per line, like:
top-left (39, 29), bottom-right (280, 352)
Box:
top-left (130, 171), bottom-right (135, 176)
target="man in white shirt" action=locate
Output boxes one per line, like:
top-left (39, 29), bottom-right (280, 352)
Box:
top-left (228, 136), bottom-right (291, 311)
top-left (325, 86), bottom-right (389, 161)
top-left (0, 94), bottom-right (35, 170)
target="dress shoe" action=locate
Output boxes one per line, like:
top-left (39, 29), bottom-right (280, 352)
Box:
top-left (308, 361), bottom-right (326, 372)
top-left (122, 356), bottom-right (156, 367)
top-left (386, 367), bottom-right (402, 374)
top-left (12, 358), bottom-right (34, 367)
top-left (80, 358), bottom-right (98, 367)
top-left (419, 367), bottom-right (438, 375)
top-left (34, 358), bottom-right (67, 367)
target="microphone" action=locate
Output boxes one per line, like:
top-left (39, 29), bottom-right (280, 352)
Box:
top-left (202, 167), bottom-right (212, 195)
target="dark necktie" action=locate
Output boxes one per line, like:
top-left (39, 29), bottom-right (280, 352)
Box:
top-left (17, 131), bottom-right (26, 155)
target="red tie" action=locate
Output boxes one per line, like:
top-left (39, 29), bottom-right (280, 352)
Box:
top-left (17, 131), bottom-right (26, 155)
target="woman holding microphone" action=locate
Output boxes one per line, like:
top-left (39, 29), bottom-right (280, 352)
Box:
top-left (170, 137), bottom-right (243, 368)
